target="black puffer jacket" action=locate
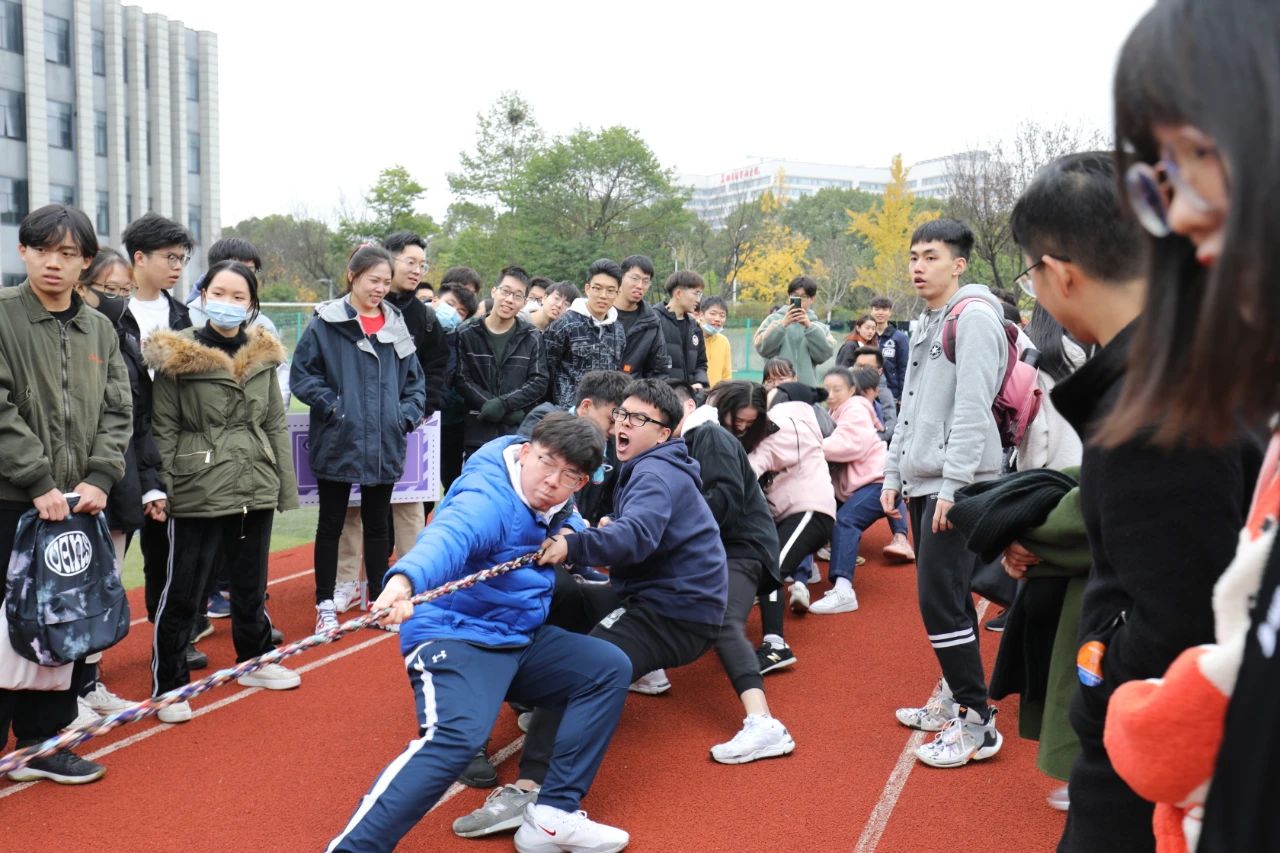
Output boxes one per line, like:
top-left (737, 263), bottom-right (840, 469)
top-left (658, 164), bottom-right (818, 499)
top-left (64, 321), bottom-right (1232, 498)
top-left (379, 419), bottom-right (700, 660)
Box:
top-left (617, 302), bottom-right (672, 378)
top-left (654, 305), bottom-right (708, 386)
top-left (387, 290), bottom-right (449, 415)
top-left (454, 317), bottom-right (548, 449)
top-left (106, 316), bottom-right (164, 531)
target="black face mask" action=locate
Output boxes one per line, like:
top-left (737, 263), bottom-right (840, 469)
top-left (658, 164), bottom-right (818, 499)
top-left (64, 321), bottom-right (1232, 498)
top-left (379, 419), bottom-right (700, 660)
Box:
top-left (90, 292), bottom-right (128, 326)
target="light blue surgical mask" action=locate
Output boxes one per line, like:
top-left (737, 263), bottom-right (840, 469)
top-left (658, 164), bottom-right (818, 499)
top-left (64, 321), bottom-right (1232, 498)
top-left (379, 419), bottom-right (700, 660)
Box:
top-left (435, 301), bottom-right (461, 330)
top-left (203, 299), bottom-right (249, 330)
top-left (701, 322), bottom-right (722, 337)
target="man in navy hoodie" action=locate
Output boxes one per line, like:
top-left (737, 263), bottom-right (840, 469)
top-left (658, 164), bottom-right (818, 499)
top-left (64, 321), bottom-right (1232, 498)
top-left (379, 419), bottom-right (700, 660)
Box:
top-left (327, 414), bottom-right (632, 853)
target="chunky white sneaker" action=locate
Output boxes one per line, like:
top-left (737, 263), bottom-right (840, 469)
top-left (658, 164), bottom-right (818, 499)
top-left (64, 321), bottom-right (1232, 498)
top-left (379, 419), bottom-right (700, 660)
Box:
top-left (809, 587), bottom-right (859, 615)
top-left (628, 669), bottom-right (671, 695)
top-left (915, 706), bottom-right (1002, 768)
top-left (514, 803), bottom-right (629, 853)
top-left (895, 678), bottom-right (957, 731)
top-left (237, 662), bottom-right (301, 690)
top-left (710, 714), bottom-right (796, 764)
top-left (65, 697), bottom-right (100, 731)
top-left (82, 682), bottom-right (135, 715)
top-left (788, 580), bottom-right (810, 614)
top-left (333, 581), bottom-right (361, 613)
top-left (315, 600), bottom-right (339, 633)
top-left (157, 700), bottom-right (192, 724)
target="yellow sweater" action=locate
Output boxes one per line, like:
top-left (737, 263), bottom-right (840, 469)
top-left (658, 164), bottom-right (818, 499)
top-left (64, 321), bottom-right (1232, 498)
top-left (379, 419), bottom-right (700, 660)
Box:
top-left (706, 332), bottom-right (732, 387)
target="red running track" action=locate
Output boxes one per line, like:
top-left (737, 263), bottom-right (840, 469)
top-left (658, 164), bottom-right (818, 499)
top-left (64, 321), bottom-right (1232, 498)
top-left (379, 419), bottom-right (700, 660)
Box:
top-left (0, 524), bottom-right (1067, 851)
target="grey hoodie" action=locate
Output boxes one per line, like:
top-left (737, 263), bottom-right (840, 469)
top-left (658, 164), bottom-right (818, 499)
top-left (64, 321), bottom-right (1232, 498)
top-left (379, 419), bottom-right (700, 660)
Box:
top-left (883, 283), bottom-right (1006, 503)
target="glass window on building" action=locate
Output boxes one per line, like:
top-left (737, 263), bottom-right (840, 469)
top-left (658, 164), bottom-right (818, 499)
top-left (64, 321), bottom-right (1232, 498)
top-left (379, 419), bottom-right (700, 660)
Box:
top-left (0, 176), bottom-right (28, 225)
top-left (47, 100), bottom-right (73, 149)
top-left (188, 205), bottom-right (201, 241)
top-left (0, 2), bottom-right (21, 54)
top-left (188, 132), bottom-right (200, 174)
top-left (95, 111), bottom-right (107, 156)
top-left (122, 35), bottom-right (129, 82)
top-left (145, 120), bottom-right (151, 165)
top-left (96, 191), bottom-right (109, 234)
top-left (50, 183), bottom-right (75, 206)
top-left (125, 116), bottom-right (131, 162)
top-left (44, 14), bottom-right (70, 65)
top-left (126, 193), bottom-right (133, 222)
top-left (2, 273), bottom-right (24, 288)
top-left (186, 56), bottom-right (198, 101)
top-left (0, 88), bottom-right (23, 140)
top-left (92, 28), bottom-right (105, 75)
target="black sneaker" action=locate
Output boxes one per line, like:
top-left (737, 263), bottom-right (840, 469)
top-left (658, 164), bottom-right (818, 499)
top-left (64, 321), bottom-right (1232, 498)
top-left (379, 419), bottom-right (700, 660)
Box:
top-left (984, 610), bottom-right (1008, 633)
top-left (756, 643), bottom-right (796, 675)
top-left (458, 747), bottom-right (498, 788)
top-left (7, 746), bottom-right (106, 784)
top-left (185, 643), bottom-right (208, 670)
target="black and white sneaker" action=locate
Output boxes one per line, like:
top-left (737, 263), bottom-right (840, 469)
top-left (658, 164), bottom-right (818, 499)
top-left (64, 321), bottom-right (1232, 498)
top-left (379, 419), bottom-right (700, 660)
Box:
top-left (7, 747), bottom-right (106, 784)
top-left (756, 643), bottom-right (796, 675)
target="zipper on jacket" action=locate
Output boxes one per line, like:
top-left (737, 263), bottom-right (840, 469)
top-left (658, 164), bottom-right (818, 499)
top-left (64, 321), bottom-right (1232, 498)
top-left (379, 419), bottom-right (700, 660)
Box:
top-left (60, 322), bottom-right (74, 483)
top-left (176, 450), bottom-right (213, 464)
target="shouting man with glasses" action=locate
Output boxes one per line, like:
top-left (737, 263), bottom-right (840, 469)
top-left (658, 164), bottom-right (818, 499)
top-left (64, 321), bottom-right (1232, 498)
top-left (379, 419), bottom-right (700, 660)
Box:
top-left (330, 413), bottom-right (634, 853)
top-left (544, 259), bottom-right (627, 408)
top-left (456, 265), bottom-right (549, 455)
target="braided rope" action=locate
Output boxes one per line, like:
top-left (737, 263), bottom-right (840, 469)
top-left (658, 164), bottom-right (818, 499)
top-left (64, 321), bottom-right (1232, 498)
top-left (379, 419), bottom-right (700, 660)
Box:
top-left (0, 551), bottom-right (539, 777)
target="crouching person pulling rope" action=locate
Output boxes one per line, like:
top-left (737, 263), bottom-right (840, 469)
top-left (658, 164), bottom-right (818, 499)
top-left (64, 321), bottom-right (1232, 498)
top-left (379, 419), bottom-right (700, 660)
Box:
top-left (327, 414), bottom-right (633, 853)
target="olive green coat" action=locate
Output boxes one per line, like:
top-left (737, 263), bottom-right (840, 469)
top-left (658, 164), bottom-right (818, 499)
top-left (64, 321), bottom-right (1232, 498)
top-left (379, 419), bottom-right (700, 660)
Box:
top-left (145, 327), bottom-right (298, 518)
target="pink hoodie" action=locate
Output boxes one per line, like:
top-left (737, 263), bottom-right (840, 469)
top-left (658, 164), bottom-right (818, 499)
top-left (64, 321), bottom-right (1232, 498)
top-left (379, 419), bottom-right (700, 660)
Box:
top-left (747, 401), bottom-right (837, 521)
top-left (824, 395), bottom-right (886, 502)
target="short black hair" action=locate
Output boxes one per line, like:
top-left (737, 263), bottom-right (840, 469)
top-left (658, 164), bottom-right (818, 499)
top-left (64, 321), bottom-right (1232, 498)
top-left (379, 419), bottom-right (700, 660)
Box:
top-left (787, 276), bottom-right (817, 298)
top-left (700, 295), bottom-right (728, 314)
top-left (496, 265), bottom-right (532, 293)
top-left (528, 276), bottom-right (553, 295)
top-left (664, 269), bottom-right (705, 296)
top-left (587, 258), bottom-right (623, 287)
top-left (203, 260), bottom-right (262, 323)
top-left (121, 212), bottom-right (194, 262)
top-left (548, 281), bottom-right (581, 302)
top-left (850, 346), bottom-right (884, 367)
top-left (870, 296), bottom-right (893, 310)
top-left (575, 370), bottom-right (630, 408)
top-left (850, 366), bottom-right (881, 396)
top-left (440, 266), bottom-right (483, 291)
top-left (910, 218), bottom-right (974, 261)
top-left (620, 254), bottom-right (655, 278)
top-left (438, 282), bottom-right (478, 318)
top-left (383, 231), bottom-right (428, 255)
top-left (19, 204), bottom-right (98, 257)
top-left (530, 411), bottom-right (604, 475)
top-left (415, 281), bottom-right (434, 294)
top-left (1010, 151), bottom-right (1146, 284)
top-left (621, 378), bottom-right (682, 433)
top-left (207, 237), bottom-right (262, 271)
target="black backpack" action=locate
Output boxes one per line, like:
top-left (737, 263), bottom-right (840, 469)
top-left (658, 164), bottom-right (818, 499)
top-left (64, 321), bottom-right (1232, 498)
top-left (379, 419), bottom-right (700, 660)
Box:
top-left (5, 507), bottom-right (130, 665)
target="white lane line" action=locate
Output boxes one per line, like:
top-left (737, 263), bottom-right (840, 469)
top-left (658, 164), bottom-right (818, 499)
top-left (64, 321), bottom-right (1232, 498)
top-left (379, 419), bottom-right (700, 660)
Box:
top-left (853, 599), bottom-right (990, 853)
top-left (0, 632), bottom-right (395, 800)
top-left (128, 567), bottom-right (316, 627)
top-left (428, 735), bottom-right (527, 813)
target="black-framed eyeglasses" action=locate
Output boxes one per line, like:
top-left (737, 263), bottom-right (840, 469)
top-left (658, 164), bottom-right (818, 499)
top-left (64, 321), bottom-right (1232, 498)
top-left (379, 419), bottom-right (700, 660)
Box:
top-left (148, 251), bottom-right (190, 269)
top-left (535, 454), bottom-right (588, 489)
top-left (1014, 254), bottom-right (1071, 300)
top-left (611, 407), bottom-right (669, 429)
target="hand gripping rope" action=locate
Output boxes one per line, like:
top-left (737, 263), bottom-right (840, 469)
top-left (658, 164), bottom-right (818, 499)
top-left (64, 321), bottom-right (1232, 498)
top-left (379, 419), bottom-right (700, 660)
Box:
top-left (0, 551), bottom-right (540, 777)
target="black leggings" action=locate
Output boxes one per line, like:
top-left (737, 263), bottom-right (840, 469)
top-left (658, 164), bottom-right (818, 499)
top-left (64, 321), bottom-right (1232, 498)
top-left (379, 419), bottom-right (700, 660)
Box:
top-left (717, 558), bottom-right (767, 695)
top-left (759, 511), bottom-right (835, 639)
top-left (314, 480), bottom-right (394, 603)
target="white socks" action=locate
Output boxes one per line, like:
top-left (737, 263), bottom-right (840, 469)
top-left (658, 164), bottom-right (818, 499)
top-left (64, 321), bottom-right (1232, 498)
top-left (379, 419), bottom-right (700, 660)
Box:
top-left (834, 577), bottom-right (853, 594)
top-left (763, 633), bottom-right (786, 650)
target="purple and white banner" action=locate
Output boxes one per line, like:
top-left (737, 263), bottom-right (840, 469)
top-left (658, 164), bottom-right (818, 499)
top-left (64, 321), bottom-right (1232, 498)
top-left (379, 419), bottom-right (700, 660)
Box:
top-left (287, 413), bottom-right (441, 506)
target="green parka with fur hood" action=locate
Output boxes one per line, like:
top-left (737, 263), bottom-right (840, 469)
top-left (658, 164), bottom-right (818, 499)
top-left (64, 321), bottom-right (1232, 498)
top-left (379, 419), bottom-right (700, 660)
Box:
top-left (145, 326), bottom-right (298, 518)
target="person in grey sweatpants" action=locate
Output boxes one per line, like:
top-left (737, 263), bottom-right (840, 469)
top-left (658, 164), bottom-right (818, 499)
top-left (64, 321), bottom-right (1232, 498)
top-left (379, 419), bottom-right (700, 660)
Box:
top-left (880, 218), bottom-right (1008, 769)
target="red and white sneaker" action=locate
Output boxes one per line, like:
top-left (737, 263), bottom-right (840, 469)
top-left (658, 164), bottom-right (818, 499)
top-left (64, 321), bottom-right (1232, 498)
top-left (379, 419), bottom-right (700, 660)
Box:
top-left (514, 803), bottom-right (629, 853)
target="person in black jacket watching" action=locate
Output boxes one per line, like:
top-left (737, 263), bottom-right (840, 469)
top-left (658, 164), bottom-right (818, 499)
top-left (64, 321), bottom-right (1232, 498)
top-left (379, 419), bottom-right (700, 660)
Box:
top-left (454, 266), bottom-right (549, 456)
top-left (614, 254), bottom-right (672, 378)
top-left (655, 270), bottom-right (709, 390)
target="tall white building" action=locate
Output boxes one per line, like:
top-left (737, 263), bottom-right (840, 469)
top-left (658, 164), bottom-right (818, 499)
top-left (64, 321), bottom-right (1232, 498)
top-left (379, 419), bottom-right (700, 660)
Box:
top-left (0, 0), bottom-right (219, 291)
top-left (681, 154), bottom-right (979, 230)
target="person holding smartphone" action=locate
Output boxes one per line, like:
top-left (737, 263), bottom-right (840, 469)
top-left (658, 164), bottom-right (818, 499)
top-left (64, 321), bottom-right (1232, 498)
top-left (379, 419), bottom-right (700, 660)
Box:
top-left (753, 277), bottom-right (836, 388)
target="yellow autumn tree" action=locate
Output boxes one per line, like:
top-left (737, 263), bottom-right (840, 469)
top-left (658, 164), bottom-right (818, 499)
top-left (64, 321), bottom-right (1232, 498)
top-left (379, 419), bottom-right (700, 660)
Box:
top-left (735, 189), bottom-right (813, 304)
top-left (846, 154), bottom-right (939, 302)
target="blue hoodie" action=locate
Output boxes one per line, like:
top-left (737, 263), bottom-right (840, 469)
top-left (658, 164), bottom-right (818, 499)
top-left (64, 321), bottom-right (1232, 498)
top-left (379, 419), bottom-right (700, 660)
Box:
top-left (387, 435), bottom-right (586, 653)
top-left (565, 438), bottom-right (727, 628)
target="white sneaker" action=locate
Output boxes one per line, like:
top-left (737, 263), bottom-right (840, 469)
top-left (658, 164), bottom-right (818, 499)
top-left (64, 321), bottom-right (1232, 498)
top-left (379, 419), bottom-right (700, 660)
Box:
top-left (914, 706), bottom-right (1002, 768)
top-left (710, 714), bottom-right (796, 764)
top-left (514, 803), bottom-right (629, 853)
top-left (66, 697), bottom-right (100, 731)
top-left (788, 580), bottom-right (810, 614)
top-left (518, 712), bottom-right (533, 733)
top-left (316, 600), bottom-right (339, 633)
top-left (628, 669), bottom-right (671, 695)
top-left (817, 546), bottom-right (832, 561)
top-left (237, 662), bottom-right (302, 690)
top-left (895, 678), bottom-right (957, 731)
top-left (82, 682), bottom-right (136, 715)
top-left (157, 700), bottom-right (192, 724)
top-left (333, 581), bottom-right (360, 613)
top-left (809, 587), bottom-right (859, 615)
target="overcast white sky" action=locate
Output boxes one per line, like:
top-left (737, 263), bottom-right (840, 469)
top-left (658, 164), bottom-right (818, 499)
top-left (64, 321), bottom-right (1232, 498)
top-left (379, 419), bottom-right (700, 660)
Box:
top-left (141, 0), bottom-right (1155, 229)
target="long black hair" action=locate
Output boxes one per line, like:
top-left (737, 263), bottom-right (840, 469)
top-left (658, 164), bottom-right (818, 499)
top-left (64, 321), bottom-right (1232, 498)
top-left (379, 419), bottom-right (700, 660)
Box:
top-left (706, 380), bottom-right (771, 453)
top-left (1104, 0), bottom-right (1280, 446)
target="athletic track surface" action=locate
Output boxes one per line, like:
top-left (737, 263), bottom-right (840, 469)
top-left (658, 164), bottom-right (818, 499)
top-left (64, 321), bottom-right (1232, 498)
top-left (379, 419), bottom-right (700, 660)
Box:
top-left (1, 523), bottom-right (1067, 851)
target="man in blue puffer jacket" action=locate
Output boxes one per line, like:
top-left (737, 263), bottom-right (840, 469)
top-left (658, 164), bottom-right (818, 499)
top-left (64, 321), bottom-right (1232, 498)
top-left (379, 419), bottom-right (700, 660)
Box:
top-left (327, 414), bottom-right (633, 853)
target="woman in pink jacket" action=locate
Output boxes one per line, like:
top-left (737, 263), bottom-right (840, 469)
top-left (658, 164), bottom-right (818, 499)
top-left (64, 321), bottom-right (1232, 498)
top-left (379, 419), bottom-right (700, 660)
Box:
top-left (811, 367), bottom-right (913, 615)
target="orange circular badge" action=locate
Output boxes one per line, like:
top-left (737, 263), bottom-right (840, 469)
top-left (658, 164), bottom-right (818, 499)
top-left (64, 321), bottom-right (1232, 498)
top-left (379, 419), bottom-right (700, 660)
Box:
top-left (1077, 640), bottom-right (1106, 687)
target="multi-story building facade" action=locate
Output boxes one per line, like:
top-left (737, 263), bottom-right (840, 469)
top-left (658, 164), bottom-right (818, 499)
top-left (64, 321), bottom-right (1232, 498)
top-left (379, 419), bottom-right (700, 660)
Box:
top-left (681, 154), bottom-right (982, 230)
top-left (0, 0), bottom-right (218, 293)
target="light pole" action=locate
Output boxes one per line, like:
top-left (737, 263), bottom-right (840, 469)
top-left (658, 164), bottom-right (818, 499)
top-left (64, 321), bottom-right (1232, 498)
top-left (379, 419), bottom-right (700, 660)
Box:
top-left (316, 278), bottom-right (333, 301)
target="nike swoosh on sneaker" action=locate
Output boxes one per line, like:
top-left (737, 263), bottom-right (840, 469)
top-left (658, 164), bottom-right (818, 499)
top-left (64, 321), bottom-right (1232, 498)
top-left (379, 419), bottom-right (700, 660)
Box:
top-left (537, 824), bottom-right (558, 837)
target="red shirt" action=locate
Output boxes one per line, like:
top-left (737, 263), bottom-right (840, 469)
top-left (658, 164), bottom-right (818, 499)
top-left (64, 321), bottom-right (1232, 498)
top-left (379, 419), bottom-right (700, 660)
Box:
top-left (359, 313), bottom-right (385, 336)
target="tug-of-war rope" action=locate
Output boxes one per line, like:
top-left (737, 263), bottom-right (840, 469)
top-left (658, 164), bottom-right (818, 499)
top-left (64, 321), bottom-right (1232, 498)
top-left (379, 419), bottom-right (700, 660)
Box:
top-left (0, 552), bottom-right (540, 777)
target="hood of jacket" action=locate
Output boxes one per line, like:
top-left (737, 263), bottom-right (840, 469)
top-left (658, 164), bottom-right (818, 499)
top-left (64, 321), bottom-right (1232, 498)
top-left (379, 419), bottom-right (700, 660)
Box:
top-left (144, 325), bottom-right (286, 382)
top-left (569, 297), bottom-right (618, 326)
top-left (316, 296), bottom-right (417, 359)
top-left (749, 401), bottom-right (837, 520)
top-left (681, 404), bottom-right (721, 436)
